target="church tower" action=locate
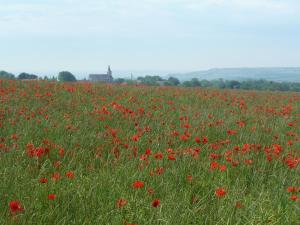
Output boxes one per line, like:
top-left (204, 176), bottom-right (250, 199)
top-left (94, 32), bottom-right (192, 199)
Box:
top-left (107, 66), bottom-right (112, 76)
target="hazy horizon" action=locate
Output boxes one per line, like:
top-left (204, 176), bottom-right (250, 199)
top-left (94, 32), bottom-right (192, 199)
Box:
top-left (1, 0), bottom-right (300, 74)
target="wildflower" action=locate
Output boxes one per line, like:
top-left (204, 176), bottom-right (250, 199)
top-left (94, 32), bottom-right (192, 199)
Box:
top-left (131, 134), bottom-right (139, 142)
top-left (65, 171), bottom-right (74, 179)
top-left (147, 188), bottom-right (154, 195)
top-left (203, 136), bottom-right (208, 144)
top-left (154, 152), bottom-right (163, 160)
top-left (9, 201), bottom-right (24, 213)
top-left (152, 199), bottom-right (160, 208)
top-left (133, 181), bottom-right (144, 189)
top-left (187, 175), bottom-right (193, 182)
top-left (52, 172), bottom-right (61, 181)
top-left (116, 198), bottom-right (128, 208)
top-left (39, 177), bottom-right (48, 183)
top-left (210, 161), bottom-right (219, 170)
top-left (145, 149), bottom-right (152, 155)
top-left (290, 195), bottom-right (298, 201)
top-left (168, 154), bottom-right (176, 161)
top-left (48, 194), bottom-right (56, 200)
top-left (287, 186), bottom-right (295, 193)
top-left (219, 165), bottom-right (227, 171)
top-left (215, 188), bottom-right (227, 198)
top-left (195, 137), bottom-right (201, 143)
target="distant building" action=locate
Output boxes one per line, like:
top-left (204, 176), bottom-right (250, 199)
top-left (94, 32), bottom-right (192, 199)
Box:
top-left (89, 66), bottom-right (113, 82)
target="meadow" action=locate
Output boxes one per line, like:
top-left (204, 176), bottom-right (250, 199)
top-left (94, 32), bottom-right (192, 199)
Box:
top-left (0, 80), bottom-right (299, 225)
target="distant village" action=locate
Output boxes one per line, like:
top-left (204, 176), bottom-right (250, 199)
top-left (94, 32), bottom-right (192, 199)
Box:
top-left (1, 67), bottom-right (300, 92)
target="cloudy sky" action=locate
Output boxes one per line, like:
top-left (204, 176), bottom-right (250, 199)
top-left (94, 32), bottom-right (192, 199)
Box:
top-left (0, 0), bottom-right (300, 76)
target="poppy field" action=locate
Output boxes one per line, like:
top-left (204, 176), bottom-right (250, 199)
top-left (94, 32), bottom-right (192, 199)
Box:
top-left (0, 80), bottom-right (299, 225)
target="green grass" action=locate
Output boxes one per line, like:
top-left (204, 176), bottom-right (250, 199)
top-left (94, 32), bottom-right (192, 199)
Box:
top-left (0, 80), bottom-right (299, 224)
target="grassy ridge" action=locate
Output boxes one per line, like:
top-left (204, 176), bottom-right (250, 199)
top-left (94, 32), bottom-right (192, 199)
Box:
top-left (0, 80), bottom-right (299, 224)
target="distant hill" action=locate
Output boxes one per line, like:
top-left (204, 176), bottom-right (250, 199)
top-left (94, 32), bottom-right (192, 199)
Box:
top-left (169, 67), bottom-right (300, 82)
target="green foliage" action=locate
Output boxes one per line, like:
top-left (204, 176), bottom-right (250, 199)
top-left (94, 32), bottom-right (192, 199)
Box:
top-left (138, 75), bottom-right (164, 86)
top-left (0, 70), bottom-right (15, 80)
top-left (167, 77), bottom-right (180, 86)
top-left (18, 72), bottom-right (38, 80)
top-left (190, 78), bottom-right (201, 87)
top-left (114, 78), bottom-right (125, 83)
top-left (58, 71), bottom-right (77, 82)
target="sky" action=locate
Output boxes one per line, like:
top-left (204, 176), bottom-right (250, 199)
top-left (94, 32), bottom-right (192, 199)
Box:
top-left (0, 0), bottom-right (300, 78)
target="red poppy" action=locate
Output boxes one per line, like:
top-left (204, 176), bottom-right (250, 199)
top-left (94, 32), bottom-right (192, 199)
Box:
top-left (210, 161), bottom-right (219, 170)
top-left (52, 172), bottom-right (61, 181)
top-left (154, 153), bottom-right (163, 160)
top-left (39, 177), bottom-right (48, 183)
top-left (9, 201), bottom-right (24, 213)
top-left (65, 171), bottom-right (74, 179)
top-left (131, 134), bottom-right (139, 142)
top-left (219, 165), bottom-right (227, 171)
top-left (215, 188), bottom-right (227, 198)
top-left (290, 195), bottom-right (298, 201)
top-left (48, 194), bottom-right (56, 200)
top-left (203, 136), bottom-right (208, 144)
top-left (133, 181), bottom-right (144, 189)
top-left (287, 186), bottom-right (295, 193)
top-left (145, 149), bottom-right (152, 155)
top-left (195, 137), bottom-right (201, 143)
top-left (187, 175), bottom-right (193, 182)
top-left (152, 199), bottom-right (160, 208)
top-left (147, 188), bottom-right (154, 195)
top-left (227, 129), bottom-right (237, 135)
top-left (168, 154), bottom-right (176, 161)
top-left (116, 198), bottom-right (128, 208)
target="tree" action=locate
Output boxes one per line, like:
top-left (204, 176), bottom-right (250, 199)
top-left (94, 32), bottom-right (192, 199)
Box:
top-left (114, 78), bottom-right (125, 83)
top-left (200, 79), bottom-right (212, 87)
top-left (182, 81), bottom-right (192, 87)
top-left (18, 72), bottom-right (38, 80)
top-left (0, 71), bottom-right (15, 79)
top-left (168, 77), bottom-right (180, 86)
top-left (225, 80), bottom-right (241, 89)
top-left (58, 71), bottom-right (76, 82)
top-left (190, 78), bottom-right (201, 87)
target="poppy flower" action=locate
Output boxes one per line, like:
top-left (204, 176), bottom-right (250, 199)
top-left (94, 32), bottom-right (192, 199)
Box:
top-left (147, 188), bottom-right (154, 195)
top-left (116, 198), bottom-right (128, 208)
top-left (39, 177), bottom-right (48, 183)
top-left (9, 201), bottom-right (24, 213)
top-left (152, 199), bottom-right (160, 208)
top-left (133, 181), bottom-right (144, 189)
top-left (168, 154), bottom-right (176, 161)
top-left (65, 171), bottom-right (74, 179)
top-left (48, 194), bottom-right (56, 200)
top-left (219, 165), bottom-right (227, 171)
top-left (210, 161), bottom-right (219, 170)
top-left (187, 175), bottom-right (193, 182)
top-left (215, 188), bottom-right (227, 198)
top-left (290, 195), bottom-right (298, 201)
top-left (154, 153), bottom-right (163, 160)
top-left (287, 186), bottom-right (295, 193)
top-left (52, 172), bottom-right (61, 181)
top-left (203, 136), bottom-right (208, 144)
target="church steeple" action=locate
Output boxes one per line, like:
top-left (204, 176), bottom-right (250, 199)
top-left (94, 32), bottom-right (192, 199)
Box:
top-left (107, 65), bottom-right (112, 76)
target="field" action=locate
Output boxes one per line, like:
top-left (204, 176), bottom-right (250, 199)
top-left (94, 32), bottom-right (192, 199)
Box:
top-left (0, 80), bottom-right (299, 225)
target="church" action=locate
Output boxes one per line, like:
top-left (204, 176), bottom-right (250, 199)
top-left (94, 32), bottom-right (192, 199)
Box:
top-left (89, 66), bottom-right (113, 82)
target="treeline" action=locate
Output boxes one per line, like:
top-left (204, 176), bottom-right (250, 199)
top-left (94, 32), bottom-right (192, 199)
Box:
top-left (115, 76), bottom-right (300, 92)
top-left (0, 70), bottom-right (76, 82)
top-left (2, 70), bottom-right (300, 92)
